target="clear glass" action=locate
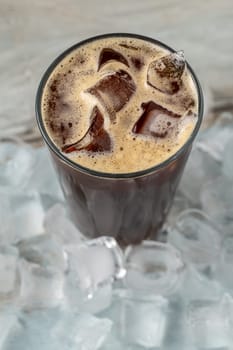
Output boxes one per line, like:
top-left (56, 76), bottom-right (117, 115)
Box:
top-left (36, 33), bottom-right (203, 246)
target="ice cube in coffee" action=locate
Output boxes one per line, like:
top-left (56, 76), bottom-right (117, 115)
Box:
top-left (62, 106), bottom-right (112, 153)
top-left (98, 48), bottom-right (129, 70)
top-left (147, 51), bottom-right (185, 94)
top-left (132, 101), bottom-right (181, 138)
top-left (37, 35), bottom-right (202, 245)
top-left (86, 70), bottom-right (136, 121)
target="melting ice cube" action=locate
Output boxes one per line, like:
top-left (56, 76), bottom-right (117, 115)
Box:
top-left (147, 51), bottom-right (185, 94)
top-left (87, 70), bottom-right (136, 121)
top-left (62, 106), bottom-right (112, 153)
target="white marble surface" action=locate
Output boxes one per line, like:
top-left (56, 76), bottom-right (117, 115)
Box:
top-left (1, 0), bottom-right (233, 142)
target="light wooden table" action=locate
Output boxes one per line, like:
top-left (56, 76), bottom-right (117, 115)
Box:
top-left (1, 0), bottom-right (233, 144)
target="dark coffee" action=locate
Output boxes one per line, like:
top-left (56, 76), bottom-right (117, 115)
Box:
top-left (36, 34), bottom-right (203, 245)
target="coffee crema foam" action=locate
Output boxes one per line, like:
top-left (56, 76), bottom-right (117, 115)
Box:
top-left (42, 36), bottom-right (198, 173)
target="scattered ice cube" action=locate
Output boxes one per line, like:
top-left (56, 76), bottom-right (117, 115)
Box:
top-left (0, 191), bottom-right (45, 245)
top-left (65, 236), bottom-right (125, 298)
top-left (26, 147), bottom-right (64, 201)
top-left (62, 106), bottom-right (112, 153)
top-left (186, 294), bottom-right (233, 349)
top-left (124, 241), bottom-right (184, 296)
top-left (115, 289), bottom-right (168, 348)
top-left (19, 259), bottom-right (64, 309)
top-left (65, 284), bottom-right (113, 315)
top-left (0, 142), bottom-right (35, 190)
top-left (162, 300), bottom-right (186, 350)
top-left (3, 308), bottom-right (112, 350)
top-left (168, 209), bottom-right (221, 269)
top-left (13, 193), bottom-right (44, 239)
top-left (121, 298), bottom-right (168, 348)
top-left (0, 246), bottom-right (20, 304)
top-left (132, 101), bottom-right (181, 138)
top-left (197, 118), bottom-right (233, 162)
top-left (44, 203), bottom-right (84, 246)
top-left (179, 146), bottom-right (221, 205)
top-left (87, 70), bottom-right (136, 121)
top-left (180, 266), bottom-right (223, 302)
top-left (201, 176), bottom-right (233, 231)
top-left (98, 48), bottom-right (129, 70)
top-left (17, 234), bottom-right (67, 272)
top-left (52, 312), bottom-right (112, 350)
top-left (147, 51), bottom-right (185, 94)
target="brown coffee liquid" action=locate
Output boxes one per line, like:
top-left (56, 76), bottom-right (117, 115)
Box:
top-left (41, 36), bottom-right (198, 173)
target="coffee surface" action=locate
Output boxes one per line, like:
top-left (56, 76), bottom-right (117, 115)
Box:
top-left (41, 36), bottom-right (198, 173)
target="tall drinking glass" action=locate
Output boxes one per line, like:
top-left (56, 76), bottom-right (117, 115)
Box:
top-left (36, 33), bottom-right (203, 246)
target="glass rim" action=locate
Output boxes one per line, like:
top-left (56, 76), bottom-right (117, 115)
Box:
top-left (35, 32), bottom-right (204, 179)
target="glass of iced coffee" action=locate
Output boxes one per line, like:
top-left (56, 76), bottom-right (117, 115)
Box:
top-left (36, 33), bottom-right (203, 246)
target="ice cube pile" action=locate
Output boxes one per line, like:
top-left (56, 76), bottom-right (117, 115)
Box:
top-left (0, 110), bottom-right (233, 349)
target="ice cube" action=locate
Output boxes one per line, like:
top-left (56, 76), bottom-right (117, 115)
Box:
top-left (14, 193), bottom-right (45, 238)
top-left (162, 299), bottom-right (186, 350)
top-left (216, 234), bottom-right (233, 291)
top-left (0, 246), bottom-right (20, 304)
top-left (86, 70), bottom-right (136, 121)
top-left (0, 190), bottom-right (44, 244)
top-left (147, 51), bottom-right (185, 94)
top-left (19, 259), bottom-right (64, 309)
top-left (0, 192), bottom-right (45, 245)
top-left (124, 241), bottom-right (184, 296)
top-left (98, 48), bottom-right (129, 70)
top-left (3, 308), bottom-right (112, 350)
top-left (65, 236), bottom-right (125, 298)
top-left (132, 101), bottom-right (181, 138)
top-left (62, 106), bottom-right (111, 153)
top-left (197, 117), bottom-right (233, 162)
top-left (180, 266), bottom-right (223, 302)
top-left (121, 298), bottom-right (168, 348)
top-left (186, 294), bottom-right (233, 349)
top-left (0, 142), bottom-right (35, 190)
top-left (43, 203), bottom-right (84, 246)
top-left (179, 145), bottom-right (221, 205)
top-left (17, 234), bottom-right (67, 272)
top-left (115, 289), bottom-right (168, 348)
top-left (65, 284), bottom-right (113, 315)
top-left (26, 147), bottom-right (63, 201)
top-left (201, 176), bottom-right (233, 231)
top-left (52, 311), bottom-right (112, 350)
top-left (168, 209), bottom-right (221, 269)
